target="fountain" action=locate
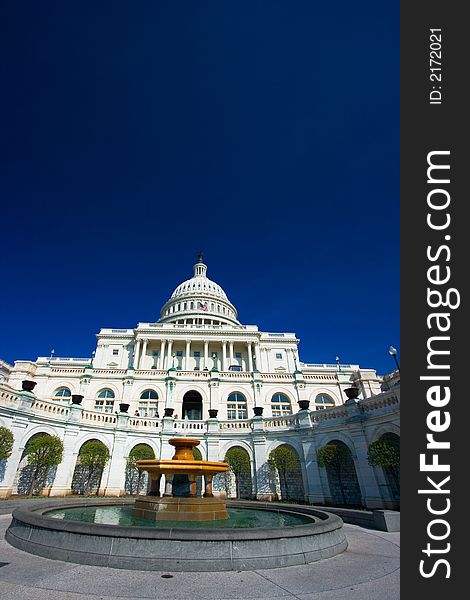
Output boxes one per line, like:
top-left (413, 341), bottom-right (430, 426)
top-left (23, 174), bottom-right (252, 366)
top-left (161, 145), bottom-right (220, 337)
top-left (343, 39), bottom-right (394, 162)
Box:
top-left (5, 437), bottom-right (348, 571)
top-left (133, 438), bottom-right (229, 521)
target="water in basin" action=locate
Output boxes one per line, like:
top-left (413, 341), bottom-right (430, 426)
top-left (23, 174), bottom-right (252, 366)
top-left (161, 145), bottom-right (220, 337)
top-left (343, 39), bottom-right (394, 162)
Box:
top-left (45, 505), bottom-right (313, 529)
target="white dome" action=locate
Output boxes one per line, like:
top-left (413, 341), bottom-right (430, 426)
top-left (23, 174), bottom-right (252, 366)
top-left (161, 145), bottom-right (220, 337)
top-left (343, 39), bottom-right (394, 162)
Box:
top-left (158, 256), bottom-right (239, 325)
top-left (171, 277), bottom-right (228, 301)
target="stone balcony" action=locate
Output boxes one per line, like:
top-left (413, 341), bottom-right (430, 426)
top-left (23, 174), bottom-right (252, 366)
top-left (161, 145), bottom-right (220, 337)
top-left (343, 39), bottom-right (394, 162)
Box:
top-left (0, 383), bottom-right (400, 436)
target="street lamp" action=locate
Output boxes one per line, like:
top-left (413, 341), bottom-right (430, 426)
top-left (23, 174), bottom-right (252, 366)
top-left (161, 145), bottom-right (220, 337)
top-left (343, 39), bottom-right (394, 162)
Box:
top-left (388, 345), bottom-right (400, 372)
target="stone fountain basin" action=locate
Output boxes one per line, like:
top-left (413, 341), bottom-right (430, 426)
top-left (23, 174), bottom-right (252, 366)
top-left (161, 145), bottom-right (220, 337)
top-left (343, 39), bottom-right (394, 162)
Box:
top-left (136, 459), bottom-right (228, 475)
top-left (6, 500), bottom-right (348, 571)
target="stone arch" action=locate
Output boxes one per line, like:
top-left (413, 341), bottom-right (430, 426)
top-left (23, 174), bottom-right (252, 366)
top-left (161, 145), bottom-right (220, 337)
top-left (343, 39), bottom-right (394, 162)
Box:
top-left (71, 438), bottom-right (110, 495)
top-left (14, 431), bottom-right (60, 496)
top-left (318, 439), bottom-right (362, 507)
top-left (370, 423), bottom-right (400, 443)
top-left (176, 384), bottom-right (208, 404)
top-left (222, 445), bottom-right (253, 499)
top-left (181, 389), bottom-right (203, 420)
top-left (221, 385), bottom-right (254, 406)
top-left (132, 384), bottom-right (165, 414)
top-left (73, 432), bottom-right (111, 454)
top-left (87, 382), bottom-right (121, 403)
top-left (268, 389), bottom-right (296, 416)
top-left (374, 431), bottom-right (400, 507)
top-left (267, 443), bottom-right (305, 501)
top-left (47, 380), bottom-right (80, 397)
top-left (124, 442), bottom-right (156, 496)
top-left (309, 388), bottom-right (341, 407)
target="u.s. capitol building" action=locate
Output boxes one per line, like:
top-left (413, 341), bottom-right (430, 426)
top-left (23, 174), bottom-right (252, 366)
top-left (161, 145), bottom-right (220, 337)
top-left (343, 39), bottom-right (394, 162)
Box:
top-left (0, 255), bottom-right (399, 508)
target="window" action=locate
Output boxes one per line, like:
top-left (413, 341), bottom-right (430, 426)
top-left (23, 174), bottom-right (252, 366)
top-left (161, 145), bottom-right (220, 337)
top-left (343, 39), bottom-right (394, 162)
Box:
top-left (228, 364), bottom-right (242, 371)
top-left (235, 352), bottom-right (242, 359)
top-left (140, 389), bottom-right (158, 400)
top-left (271, 393), bottom-right (292, 416)
top-left (139, 390), bottom-right (158, 416)
top-left (194, 352), bottom-right (200, 357)
top-left (314, 393), bottom-right (335, 410)
top-left (275, 353), bottom-right (283, 359)
top-left (53, 387), bottom-right (71, 401)
top-left (112, 349), bottom-right (119, 356)
top-left (95, 388), bottom-right (115, 413)
top-left (227, 392), bottom-right (248, 420)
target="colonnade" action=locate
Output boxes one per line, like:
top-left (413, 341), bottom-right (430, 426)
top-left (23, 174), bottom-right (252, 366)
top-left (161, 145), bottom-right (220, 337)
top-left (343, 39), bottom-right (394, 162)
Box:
top-left (132, 339), bottom-right (268, 371)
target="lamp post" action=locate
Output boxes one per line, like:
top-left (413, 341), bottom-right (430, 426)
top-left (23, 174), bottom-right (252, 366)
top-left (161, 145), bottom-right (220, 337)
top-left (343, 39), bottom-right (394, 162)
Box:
top-left (388, 345), bottom-right (400, 372)
top-left (335, 356), bottom-right (345, 404)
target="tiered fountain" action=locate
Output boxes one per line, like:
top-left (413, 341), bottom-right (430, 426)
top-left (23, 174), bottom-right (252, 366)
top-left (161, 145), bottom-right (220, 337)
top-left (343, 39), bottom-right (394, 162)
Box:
top-left (6, 437), bottom-right (347, 571)
top-left (134, 438), bottom-right (229, 522)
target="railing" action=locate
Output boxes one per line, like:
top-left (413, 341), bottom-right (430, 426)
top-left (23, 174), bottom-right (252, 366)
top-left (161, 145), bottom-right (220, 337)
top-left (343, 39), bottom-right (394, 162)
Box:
top-left (128, 417), bottom-right (161, 429)
top-left (303, 374), bottom-right (339, 383)
top-left (91, 369), bottom-right (127, 376)
top-left (359, 392), bottom-right (400, 411)
top-left (261, 373), bottom-right (293, 380)
top-left (135, 370), bottom-right (166, 376)
top-left (264, 415), bottom-right (300, 429)
top-left (50, 367), bottom-right (86, 374)
top-left (220, 372), bottom-right (252, 379)
top-left (310, 405), bottom-right (349, 423)
top-left (81, 410), bottom-right (117, 426)
top-left (0, 388), bottom-right (21, 406)
top-left (219, 420), bottom-right (252, 431)
top-left (174, 370), bottom-right (210, 378)
top-left (31, 399), bottom-right (70, 418)
top-left (173, 420), bottom-right (207, 432)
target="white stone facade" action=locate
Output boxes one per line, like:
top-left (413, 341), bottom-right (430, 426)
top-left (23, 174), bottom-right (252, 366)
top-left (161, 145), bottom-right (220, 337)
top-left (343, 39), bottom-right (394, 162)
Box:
top-left (0, 257), bottom-right (400, 508)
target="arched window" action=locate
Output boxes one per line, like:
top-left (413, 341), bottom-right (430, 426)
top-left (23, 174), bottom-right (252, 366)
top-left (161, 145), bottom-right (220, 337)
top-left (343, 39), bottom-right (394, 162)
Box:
top-left (95, 388), bottom-right (115, 413)
top-left (271, 393), bottom-right (291, 416)
top-left (227, 392), bottom-right (248, 420)
top-left (138, 389), bottom-right (159, 417)
top-left (314, 393), bottom-right (335, 410)
top-left (53, 387), bottom-right (71, 401)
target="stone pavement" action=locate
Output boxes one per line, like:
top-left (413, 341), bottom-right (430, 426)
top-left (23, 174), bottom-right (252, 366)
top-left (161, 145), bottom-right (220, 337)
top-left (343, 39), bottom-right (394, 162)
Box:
top-left (0, 506), bottom-right (399, 600)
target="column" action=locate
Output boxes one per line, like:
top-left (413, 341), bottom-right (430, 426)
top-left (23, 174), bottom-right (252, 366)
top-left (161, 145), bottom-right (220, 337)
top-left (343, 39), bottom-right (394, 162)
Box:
top-left (139, 339), bottom-right (148, 370)
top-left (166, 340), bottom-right (173, 369)
top-left (265, 348), bottom-right (271, 372)
top-left (188, 474), bottom-right (197, 497)
top-left (148, 474), bottom-right (161, 497)
top-left (302, 439), bottom-right (326, 504)
top-left (247, 342), bottom-right (253, 372)
top-left (103, 430), bottom-right (128, 496)
top-left (204, 341), bottom-right (209, 369)
top-left (222, 341), bottom-right (227, 371)
top-left (349, 428), bottom-right (384, 509)
top-left (49, 426), bottom-right (80, 496)
top-left (159, 339), bottom-right (166, 370)
top-left (204, 474), bottom-right (213, 497)
top-left (0, 420), bottom-right (30, 498)
top-left (133, 339), bottom-right (141, 370)
top-left (229, 341), bottom-right (234, 366)
top-left (185, 340), bottom-right (191, 370)
top-left (254, 343), bottom-right (261, 372)
top-left (163, 474), bottom-right (174, 496)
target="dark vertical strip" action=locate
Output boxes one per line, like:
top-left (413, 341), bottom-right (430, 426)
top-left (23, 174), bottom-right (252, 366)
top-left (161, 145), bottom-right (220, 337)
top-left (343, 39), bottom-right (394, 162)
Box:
top-left (401, 2), bottom-right (467, 596)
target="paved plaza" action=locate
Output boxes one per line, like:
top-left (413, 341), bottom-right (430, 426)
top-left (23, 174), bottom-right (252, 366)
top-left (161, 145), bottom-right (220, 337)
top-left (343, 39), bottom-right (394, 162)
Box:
top-left (0, 500), bottom-right (399, 600)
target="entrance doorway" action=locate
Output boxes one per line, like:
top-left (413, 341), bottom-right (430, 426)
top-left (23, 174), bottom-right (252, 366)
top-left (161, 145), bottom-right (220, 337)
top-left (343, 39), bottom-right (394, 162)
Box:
top-left (182, 390), bottom-right (203, 420)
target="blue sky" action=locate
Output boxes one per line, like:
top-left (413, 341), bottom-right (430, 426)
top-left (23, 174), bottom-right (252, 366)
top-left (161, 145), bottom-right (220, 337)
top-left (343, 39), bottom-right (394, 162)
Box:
top-left (0, 1), bottom-right (399, 375)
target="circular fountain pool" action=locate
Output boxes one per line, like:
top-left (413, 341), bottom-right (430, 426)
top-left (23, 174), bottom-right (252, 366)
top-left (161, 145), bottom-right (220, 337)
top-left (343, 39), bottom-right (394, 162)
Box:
top-left (6, 500), bottom-right (347, 571)
top-left (45, 504), bottom-right (313, 529)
